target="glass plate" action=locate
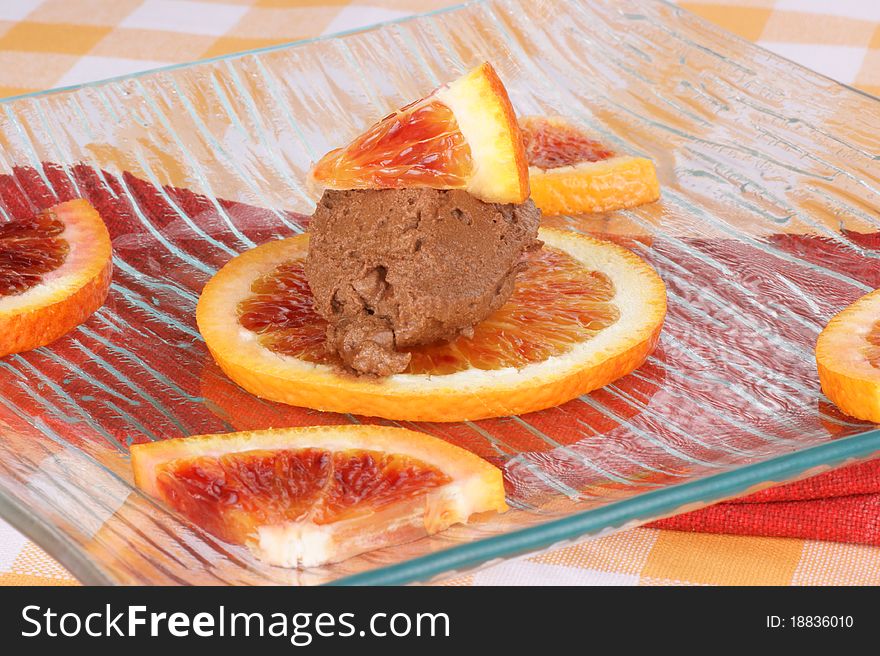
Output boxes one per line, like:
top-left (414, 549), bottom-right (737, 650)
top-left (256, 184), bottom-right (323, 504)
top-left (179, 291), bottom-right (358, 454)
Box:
top-left (1, 0), bottom-right (879, 586)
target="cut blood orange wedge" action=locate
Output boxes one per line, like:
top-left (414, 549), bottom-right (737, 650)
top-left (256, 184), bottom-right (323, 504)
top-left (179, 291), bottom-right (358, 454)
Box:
top-left (131, 425), bottom-right (507, 567)
top-left (196, 228), bottom-right (666, 422)
top-left (310, 62), bottom-right (529, 204)
top-left (816, 288), bottom-right (880, 423)
top-left (0, 199), bottom-right (112, 357)
top-left (520, 115), bottom-right (660, 215)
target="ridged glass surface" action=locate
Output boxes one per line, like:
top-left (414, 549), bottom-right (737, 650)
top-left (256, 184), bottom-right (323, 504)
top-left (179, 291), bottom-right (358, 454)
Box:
top-left (1, 0), bottom-right (879, 585)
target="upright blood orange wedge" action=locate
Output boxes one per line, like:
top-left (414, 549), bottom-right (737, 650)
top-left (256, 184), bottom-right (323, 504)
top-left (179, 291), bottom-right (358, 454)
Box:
top-left (197, 228), bottom-right (666, 422)
top-left (131, 425), bottom-right (507, 567)
top-left (520, 115), bottom-right (660, 215)
top-left (0, 199), bottom-right (112, 357)
top-left (310, 62), bottom-right (529, 204)
top-left (816, 288), bottom-right (880, 423)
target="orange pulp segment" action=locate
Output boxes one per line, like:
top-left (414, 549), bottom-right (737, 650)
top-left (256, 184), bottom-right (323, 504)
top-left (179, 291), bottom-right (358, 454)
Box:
top-left (522, 117), bottom-right (615, 168)
top-left (0, 199), bottom-right (112, 356)
top-left (867, 320), bottom-right (880, 369)
top-left (132, 425), bottom-right (507, 567)
top-left (310, 101), bottom-right (472, 189)
top-left (238, 246), bottom-right (620, 376)
top-left (0, 212), bottom-right (69, 296)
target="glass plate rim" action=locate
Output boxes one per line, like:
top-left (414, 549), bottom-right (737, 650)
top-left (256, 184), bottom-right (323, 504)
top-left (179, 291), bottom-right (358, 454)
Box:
top-left (0, 0), bottom-right (877, 586)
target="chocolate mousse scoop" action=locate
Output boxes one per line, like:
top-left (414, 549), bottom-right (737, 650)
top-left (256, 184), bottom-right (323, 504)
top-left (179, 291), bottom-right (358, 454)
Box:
top-left (305, 188), bottom-right (542, 376)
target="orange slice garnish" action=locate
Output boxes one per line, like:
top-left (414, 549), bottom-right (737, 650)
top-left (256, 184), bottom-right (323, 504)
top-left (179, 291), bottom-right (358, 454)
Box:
top-left (131, 425), bottom-right (507, 567)
top-left (817, 288), bottom-right (880, 423)
top-left (310, 62), bottom-right (529, 204)
top-left (0, 199), bottom-right (112, 356)
top-left (196, 228), bottom-right (667, 422)
top-left (520, 115), bottom-right (660, 215)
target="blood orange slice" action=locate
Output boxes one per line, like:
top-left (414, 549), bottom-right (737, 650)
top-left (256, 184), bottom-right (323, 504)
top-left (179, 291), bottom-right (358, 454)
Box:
top-left (310, 62), bottom-right (529, 204)
top-left (131, 425), bottom-right (507, 567)
top-left (0, 199), bottom-right (112, 356)
top-left (520, 115), bottom-right (660, 215)
top-left (196, 228), bottom-right (666, 422)
top-left (816, 289), bottom-right (880, 423)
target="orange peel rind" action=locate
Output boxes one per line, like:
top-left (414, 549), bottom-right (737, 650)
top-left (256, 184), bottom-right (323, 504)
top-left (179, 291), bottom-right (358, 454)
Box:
top-left (0, 199), bottom-right (112, 357)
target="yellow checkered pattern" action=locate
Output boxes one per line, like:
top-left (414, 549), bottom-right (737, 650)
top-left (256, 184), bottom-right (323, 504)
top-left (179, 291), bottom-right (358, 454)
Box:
top-left (0, 0), bottom-right (878, 586)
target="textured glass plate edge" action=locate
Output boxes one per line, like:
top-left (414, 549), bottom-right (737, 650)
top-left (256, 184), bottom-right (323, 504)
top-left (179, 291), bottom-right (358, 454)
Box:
top-left (0, 480), bottom-right (113, 585)
top-left (335, 430), bottom-right (880, 585)
top-left (0, 0), bottom-right (876, 586)
top-left (0, 2), bottom-right (470, 106)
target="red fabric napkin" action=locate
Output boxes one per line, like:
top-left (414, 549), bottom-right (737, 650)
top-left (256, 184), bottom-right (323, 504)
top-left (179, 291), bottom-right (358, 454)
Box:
top-left (648, 459), bottom-right (880, 545)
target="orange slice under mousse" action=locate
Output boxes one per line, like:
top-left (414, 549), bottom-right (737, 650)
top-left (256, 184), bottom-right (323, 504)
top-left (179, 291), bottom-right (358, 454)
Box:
top-left (196, 228), bottom-right (667, 422)
top-left (131, 425), bottom-right (507, 567)
top-left (0, 199), bottom-right (112, 357)
top-left (310, 62), bottom-right (529, 204)
top-left (520, 115), bottom-right (660, 215)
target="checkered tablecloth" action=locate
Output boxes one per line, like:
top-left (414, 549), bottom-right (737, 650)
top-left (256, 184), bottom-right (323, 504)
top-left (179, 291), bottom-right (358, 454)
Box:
top-left (0, 0), bottom-right (879, 586)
